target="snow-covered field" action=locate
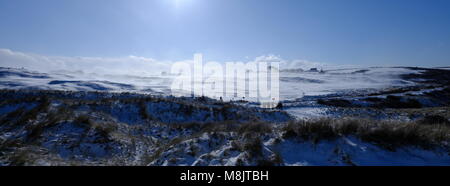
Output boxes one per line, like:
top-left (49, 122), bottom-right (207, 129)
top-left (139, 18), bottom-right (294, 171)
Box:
top-left (0, 66), bottom-right (419, 98)
top-left (0, 66), bottom-right (449, 166)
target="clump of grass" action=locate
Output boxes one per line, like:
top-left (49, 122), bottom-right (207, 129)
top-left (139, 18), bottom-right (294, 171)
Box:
top-left (257, 151), bottom-right (284, 166)
top-left (187, 144), bottom-right (199, 157)
top-left (282, 118), bottom-right (450, 150)
top-left (359, 123), bottom-right (415, 150)
top-left (8, 149), bottom-right (31, 166)
top-left (138, 101), bottom-right (153, 120)
top-left (143, 136), bottom-right (188, 165)
top-left (243, 138), bottom-right (262, 156)
top-left (419, 115), bottom-right (450, 126)
top-left (25, 109), bottom-right (68, 143)
top-left (73, 114), bottom-right (117, 144)
top-left (283, 119), bottom-right (338, 142)
top-left (0, 107), bottom-right (26, 127)
top-left (74, 114), bottom-right (93, 128)
top-left (4, 107), bottom-right (26, 119)
top-left (228, 137), bottom-right (262, 156)
top-left (14, 98), bottom-right (51, 127)
top-left (237, 122), bottom-right (272, 135)
top-left (89, 122), bottom-right (117, 144)
top-left (214, 104), bottom-right (234, 120)
top-left (7, 147), bottom-right (39, 166)
top-left (230, 140), bottom-right (242, 151)
top-left (0, 139), bottom-right (24, 152)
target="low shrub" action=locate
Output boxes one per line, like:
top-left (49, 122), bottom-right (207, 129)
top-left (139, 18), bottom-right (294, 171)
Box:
top-left (317, 99), bottom-right (353, 107)
top-left (282, 118), bottom-right (450, 150)
top-left (419, 115), bottom-right (450, 126)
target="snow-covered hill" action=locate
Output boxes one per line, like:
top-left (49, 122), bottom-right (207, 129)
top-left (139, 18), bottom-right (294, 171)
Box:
top-left (0, 66), bottom-right (423, 100)
top-left (0, 66), bottom-right (449, 166)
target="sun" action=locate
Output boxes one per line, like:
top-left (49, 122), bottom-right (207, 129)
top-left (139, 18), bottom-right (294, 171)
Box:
top-left (172, 0), bottom-right (195, 10)
top-left (173, 0), bottom-right (185, 8)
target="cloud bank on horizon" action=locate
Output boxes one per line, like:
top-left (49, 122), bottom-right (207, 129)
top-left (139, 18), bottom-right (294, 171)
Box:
top-left (0, 48), bottom-right (337, 76)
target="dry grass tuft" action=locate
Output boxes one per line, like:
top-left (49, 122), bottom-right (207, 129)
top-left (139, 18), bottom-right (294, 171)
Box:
top-left (282, 118), bottom-right (450, 150)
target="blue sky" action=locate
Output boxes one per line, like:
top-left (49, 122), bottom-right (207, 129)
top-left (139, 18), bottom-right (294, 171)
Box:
top-left (0, 0), bottom-right (449, 67)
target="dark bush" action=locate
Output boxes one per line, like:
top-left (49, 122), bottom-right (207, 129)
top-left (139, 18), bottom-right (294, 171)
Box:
top-left (386, 95), bottom-right (401, 101)
top-left (419, 115), bottom-right (450, 126)
top-left (403, 99), bottom-right (422, 108)
top-left (237, 122), bottom-right (272, 135)
top-left (74, 115), bottom-right (93, 128)
top-left (317, 99), bottom-right (353, 107)
top-left (364, 97), bottom-right (383, 102)
top-left (276, 102), bottom-right (283, 109)
top-left (375, 96), bottom-right (422, 108)
top-left (243, 138), bottom-right (263, 159)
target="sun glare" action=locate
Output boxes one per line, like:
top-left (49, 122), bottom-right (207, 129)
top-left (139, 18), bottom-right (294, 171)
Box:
top-left (173, 0), bottom-right (184, 9)
top-left (172, 0), bottom-right (196, 10)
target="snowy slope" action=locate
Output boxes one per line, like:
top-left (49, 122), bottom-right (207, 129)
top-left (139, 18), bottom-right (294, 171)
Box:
top-left (0, 66), bottom-right (420, 99)
top-left (0, 66), bottom-right (449, 166)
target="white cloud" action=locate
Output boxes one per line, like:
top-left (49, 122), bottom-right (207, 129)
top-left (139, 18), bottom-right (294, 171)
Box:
top-left (0, 48), bottom-right (334, 76)
top-left (0, 48), bottom-right (173, 76)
